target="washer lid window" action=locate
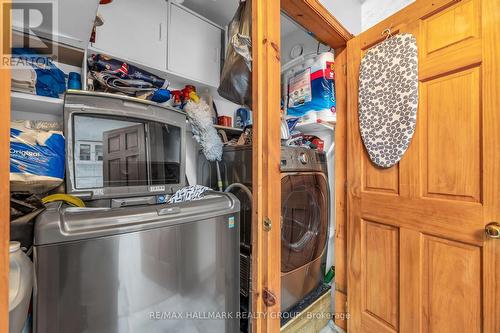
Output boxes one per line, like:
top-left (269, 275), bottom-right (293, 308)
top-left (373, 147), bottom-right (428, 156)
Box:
top-left (281, 173), bottom-right (328, 273)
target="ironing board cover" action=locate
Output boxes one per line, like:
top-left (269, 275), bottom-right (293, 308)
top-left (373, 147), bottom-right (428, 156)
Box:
top-left (358, 33), bottom-right (418, 168)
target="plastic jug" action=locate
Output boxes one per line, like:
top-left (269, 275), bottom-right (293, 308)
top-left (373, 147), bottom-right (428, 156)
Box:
top-left (9, 241), bottom-right (33, 333)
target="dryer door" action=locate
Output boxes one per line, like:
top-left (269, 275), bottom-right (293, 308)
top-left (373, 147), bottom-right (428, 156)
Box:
top-left (281, 173), bottom-right (328, 273)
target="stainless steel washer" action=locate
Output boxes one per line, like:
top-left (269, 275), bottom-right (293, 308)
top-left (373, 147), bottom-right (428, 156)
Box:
top-left (33, 193), bottom-right (240, 333)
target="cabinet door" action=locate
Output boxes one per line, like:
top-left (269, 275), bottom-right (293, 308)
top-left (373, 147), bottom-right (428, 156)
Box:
top-left (92, 0), bottom-right (167, 69)
top-left (168, 4), bottom-right (222, 87)
top-left (12, 0), bottom-right (100, 49)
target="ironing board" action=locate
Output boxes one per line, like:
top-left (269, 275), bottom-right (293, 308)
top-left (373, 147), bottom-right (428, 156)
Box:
top-left (358, 33), bottom-right (419, 168)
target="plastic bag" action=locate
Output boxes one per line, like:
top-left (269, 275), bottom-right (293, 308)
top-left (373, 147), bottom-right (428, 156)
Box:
top-left (10, 121), bottom-right (65, 194)
top-left (12, 48), bottom-right (66, 98)
top-left (217, 0), bottom-right (252, 107)
top-left (283, 52), bottom-right (336, 122)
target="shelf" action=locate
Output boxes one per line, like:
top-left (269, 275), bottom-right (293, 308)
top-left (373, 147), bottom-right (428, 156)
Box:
top-left (87, 47), bottom-right (219, 93)
top-left (295, 121), bottom-right (335, 134)
top-left (185, 123), bottom-right (243, 135)
top-left (214, 125), bottom-right (243, 133)
top-left (11, 91), bottom-right (64, 116)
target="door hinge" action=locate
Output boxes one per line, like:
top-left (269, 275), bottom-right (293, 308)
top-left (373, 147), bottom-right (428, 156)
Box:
top-left (343, 64), bottom-right (347, 75)
top-left (263, 217), bottom-right (272, 231)
top-left (262, 288), bottom-right (277, 307)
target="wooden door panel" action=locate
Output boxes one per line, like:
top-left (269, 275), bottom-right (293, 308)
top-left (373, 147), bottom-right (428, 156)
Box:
top-left (363, 158), bottom-right (399, 195)
top-left (103, 124), bottom-right (146, 187)
top-left (107, 135), bottom-right (121, 153)
top-left (125, 131), bottom-right (139, 150)
top-left (107, 158), bottom-right (122, 186)
top-left (357, 0), bottom-right (460, 49)
top-left (422, 235), bottom-right (481, 333)
top-left (362, 220), bottom-right (399, 331)
top-left (126, 155), bottom-right (140, 183)
top-left (348, 0), bottom-right (499, 332)
top-left (420, 66), bottom-right (481, 202)
top-left (423, 0), bottom-right (479, 55)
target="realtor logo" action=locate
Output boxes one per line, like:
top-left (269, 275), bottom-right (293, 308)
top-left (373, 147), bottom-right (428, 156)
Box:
top-left (2, 1), bottom-right (58, 68)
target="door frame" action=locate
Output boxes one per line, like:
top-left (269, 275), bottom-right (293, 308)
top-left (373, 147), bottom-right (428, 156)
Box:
top-left (251, 1), bottom-right (351, 331)
top-left (0, 1), bottom-right (10, 332)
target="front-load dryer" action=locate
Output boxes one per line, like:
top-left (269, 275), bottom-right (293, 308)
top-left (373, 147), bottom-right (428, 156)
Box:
top-left (279, 147), bottom-right (329, 311)
top-left (199, 146), bottom-right (329, 312)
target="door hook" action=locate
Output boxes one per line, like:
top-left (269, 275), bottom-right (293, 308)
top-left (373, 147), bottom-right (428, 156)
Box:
top-left (382, 25), bottom-right (393, 39)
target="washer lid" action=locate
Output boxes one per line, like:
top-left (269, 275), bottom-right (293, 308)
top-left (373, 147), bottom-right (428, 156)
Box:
top-left (34, 192), bottom-right (240, 246)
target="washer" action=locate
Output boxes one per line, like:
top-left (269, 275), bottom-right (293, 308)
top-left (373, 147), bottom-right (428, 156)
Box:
top-left (199, 145), bottom-right (329, 313)
top-left (280, 146), bottom-right (329, 311)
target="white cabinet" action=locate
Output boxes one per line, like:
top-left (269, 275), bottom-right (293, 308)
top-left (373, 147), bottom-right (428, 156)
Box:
top-left (88, 0), bottom-right (222, 87)
top-left (92, 0), bottom-right (167, 69)
top-left (168, 4), bottom-right (222, 87)
top-left (11, 0), bottom-right (99, 49)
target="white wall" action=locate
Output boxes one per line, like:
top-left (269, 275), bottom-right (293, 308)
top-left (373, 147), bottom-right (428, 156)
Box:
top-left (281, 28), bottom-right (331, 65)
top-left (318, 0), bottom-right (415, 34)
top-left (361, 0), bottom-right (415, 31)
top-left (320, 0), bottom-right (362, 35)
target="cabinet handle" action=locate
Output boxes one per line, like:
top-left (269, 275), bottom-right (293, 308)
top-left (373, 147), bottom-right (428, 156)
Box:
top-left (159, 23), bottom-right (162, 41)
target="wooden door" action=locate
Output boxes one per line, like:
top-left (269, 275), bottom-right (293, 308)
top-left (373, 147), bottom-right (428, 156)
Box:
top-left (347, 0), bottom-right (500, 332)
top-left (103, 124), bottom-right (147, 187)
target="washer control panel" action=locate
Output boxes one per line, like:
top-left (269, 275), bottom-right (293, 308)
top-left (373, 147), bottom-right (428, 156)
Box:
top-left (298, 152), bottom-right (308, 165)
top-left (280, 147), bottom-right (327, 173)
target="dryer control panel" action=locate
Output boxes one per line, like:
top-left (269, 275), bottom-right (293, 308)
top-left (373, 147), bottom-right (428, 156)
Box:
top-left (280, 147), bottom-right (327, 173)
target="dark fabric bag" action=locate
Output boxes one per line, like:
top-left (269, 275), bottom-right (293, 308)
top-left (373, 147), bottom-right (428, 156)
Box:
top-left (10, 193), bottom-right (45, 249)
top-left (217, 0), bottom-right (252, 107)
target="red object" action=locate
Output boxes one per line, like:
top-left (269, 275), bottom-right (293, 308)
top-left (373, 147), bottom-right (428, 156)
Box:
top-left (325, 61), bottom-right (335, 80)
top-left (314, 138), bottom-right (325, 152)
top-left (217, 116), bottom-right (232, 127)
top-left (181, 85), bottom-right (196, 101)
top-left (171, 90), bottom-right (182, 106)
top-left (111, 62), bottom-right (128, 77)
top-left (304, 135), bottom-right (325, 152)
top-left (90, 26), bottom-right (96, 43)
top-left (171, 85), bottom-right (198, 107)
top-left (100, 0), bottom-right (113, 4)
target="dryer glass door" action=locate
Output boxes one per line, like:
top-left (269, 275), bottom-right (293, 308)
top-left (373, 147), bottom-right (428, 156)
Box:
top-left (281, 173), bottom-right (328, 273)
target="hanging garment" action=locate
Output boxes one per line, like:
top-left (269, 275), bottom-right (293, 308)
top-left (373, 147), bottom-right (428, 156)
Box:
top-left (358, 33), bottom-right (418, 168)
